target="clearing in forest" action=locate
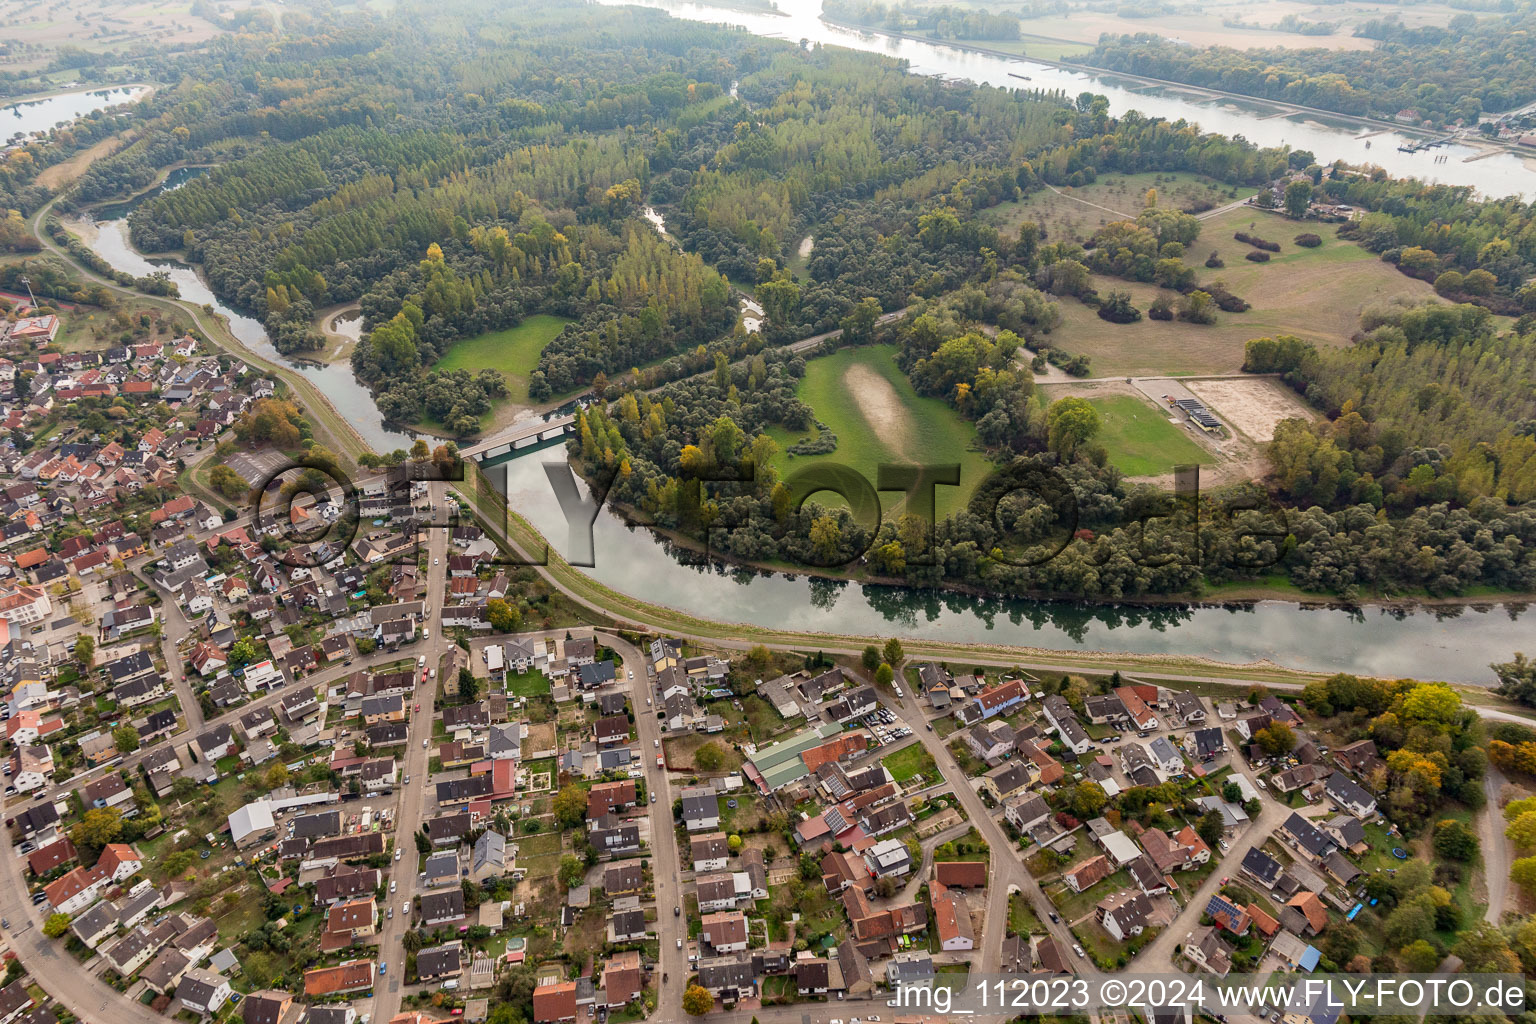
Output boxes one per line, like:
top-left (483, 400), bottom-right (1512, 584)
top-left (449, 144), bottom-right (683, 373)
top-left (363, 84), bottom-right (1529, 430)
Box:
top-left (767, 344), bottom-right (993, 520)
top-left (432, 313), bottom-right (575, 406)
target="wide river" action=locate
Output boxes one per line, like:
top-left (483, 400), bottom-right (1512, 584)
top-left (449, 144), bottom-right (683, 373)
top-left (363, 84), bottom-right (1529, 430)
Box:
top-left (66, 29), bottom-right (1536, 680)
top-left (600, 0), bottom-right (1536, 198)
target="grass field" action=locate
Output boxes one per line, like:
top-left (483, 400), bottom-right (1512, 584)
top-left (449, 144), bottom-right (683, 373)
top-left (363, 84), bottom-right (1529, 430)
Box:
top-left (1039, 207), bottom-right (1439, 376)
top-left (767, 345), bottom-right (993, 519)
top-left (432, 314), bottom-right (574, 405)
top-left (881, 742), bottom-right (938, 784)
top-left (984, 172), bottom-right (1253, 244)
top-left (1087, 394), bottom-right (1214, 477)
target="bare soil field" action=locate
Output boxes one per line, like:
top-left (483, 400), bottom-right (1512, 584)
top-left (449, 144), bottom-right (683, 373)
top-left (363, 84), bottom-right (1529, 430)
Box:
top-left (844, 360), bottom-right (914, 451)
top-left (1186, 377), bottom-right (1316, 444)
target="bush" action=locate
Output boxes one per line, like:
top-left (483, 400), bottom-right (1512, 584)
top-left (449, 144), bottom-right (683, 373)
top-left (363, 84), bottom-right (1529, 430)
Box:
top-left (1148, 295), bottom-right (1174, 321)
top-left (1096, 290), bottom-right (1142, 324)
top-left (1205, 251), bottom-right (1224, 268)
top-left (1245, 250), bottom-right (1271, 263)
top-left (1234, 231), bottom-right (1280, 252)
top-left (1294, 233), bottom-right (1322, 247)
top-left (1204, 282), bottom-right (1250, 312)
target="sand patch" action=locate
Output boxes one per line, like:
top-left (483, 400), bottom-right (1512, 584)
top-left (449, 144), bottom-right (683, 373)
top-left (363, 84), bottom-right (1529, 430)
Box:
top-left (1187, 377), bottom-right (1316, 443)
top-left (844, 361), bottom-right (912, 451)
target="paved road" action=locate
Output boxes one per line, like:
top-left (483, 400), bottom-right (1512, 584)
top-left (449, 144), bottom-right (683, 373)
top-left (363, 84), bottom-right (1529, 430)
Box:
top-left (599, 632), bottom-right (688, 1012)
top-left (367, 481), bottom-right (451, 1020)
top-left (1132, 769), bottom-right (1296, 972)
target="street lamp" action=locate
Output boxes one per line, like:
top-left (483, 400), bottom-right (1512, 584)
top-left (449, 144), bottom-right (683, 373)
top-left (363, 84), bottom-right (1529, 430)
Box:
top-left (17, 275), bottom-right (36, 309)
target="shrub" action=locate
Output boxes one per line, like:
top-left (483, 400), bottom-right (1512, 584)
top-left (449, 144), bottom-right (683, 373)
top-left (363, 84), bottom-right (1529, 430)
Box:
top-left (1204, 282), bottom-right (1250, 312)
top-left (1205, 251), bottom-right (1224, 268)
top-left (1096, 290), bottom-right (1142, 324)
top-left (1245, 250), bottom-right (1271, 263)
top-left (1294, 233), bottom-right (1322, 247)
top-left (1148, 295), bottom-right (1175, 320)
top-left (1234, 231), bottom-right (1280, 252)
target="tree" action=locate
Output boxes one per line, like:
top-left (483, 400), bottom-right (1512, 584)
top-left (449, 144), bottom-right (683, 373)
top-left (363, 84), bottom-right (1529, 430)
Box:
top-left (1432, 819), bottom-right (1479, 861)
top-left (1493, 653), bottom-right (1536, 707)
top-left (229, 636), bottom-right (258, 667)
top-left (71, 807), bottom-right (124, 857)
top-left (43, 913), bottom-right (70, 938)
top-left (874, 663), bottom-right (894, 686)
top-left (882, 638), bottom-right (904, 666)
top-left (112, 725), bottom-right (141, 754)
top-left (861, 646), bottom-right (881, 671)
top-left (459, 668), bottom-right (481, 702)
top-left (694, 742), bottom-right (726, 771)
top-left (1046, 397), bottom-right (1100, 459)
top-left (1399, 939), bottom-right (1440, 972)
top-left (73, 634), bottom-right (94, 666)
top-left (264, 762), bottom-right (291, 789)
top-left (1221, 781), bottom-right (1243, 803)
top-left (1511, 856), bottom-right (1536, 894)
top-left (838, 297), bottom-right (882, 345)
top-left (1399, 682), bottom-right (1462, 727)
top-left (558, 854), bottom-right (586, 890)
top-left (1284, 180), bottom-right (1313, 218)
top-left (873, 874), bottom-right (898, 898)
top-left (728, 834), bottom-right (744, 852)
top-left (1196, 810), bottom-right (1225, 847)
top-left (553, 785), bottom-right (587, 828)
top-left (1254, 722), bottom-right (1296, 755)
top-left (683, 984), bottom-right (714, 1016)
top-left (1506, 811), bottom-right (1536, 849)
top-left (1071, 781), bottom-right (1108, 818)
top-left (486, 598), bottom-right (522, 633)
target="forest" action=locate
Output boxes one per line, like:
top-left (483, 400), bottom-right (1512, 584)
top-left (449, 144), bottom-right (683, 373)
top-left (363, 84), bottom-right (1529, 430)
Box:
top-left (1084, 4), bottom-right (1536, 127)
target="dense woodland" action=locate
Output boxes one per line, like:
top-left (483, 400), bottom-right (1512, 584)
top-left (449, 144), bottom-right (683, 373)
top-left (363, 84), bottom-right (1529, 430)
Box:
top-left (8, 0), bottom-right (1536, 601)
top-left (1085, 4), bottom-right (1536, 126)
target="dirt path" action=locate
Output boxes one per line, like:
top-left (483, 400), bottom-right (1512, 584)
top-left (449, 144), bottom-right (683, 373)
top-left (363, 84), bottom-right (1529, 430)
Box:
top-left (1482, 764), bottom-right (1516, 923)
top-left (845, 361), bottom-right (913, 450)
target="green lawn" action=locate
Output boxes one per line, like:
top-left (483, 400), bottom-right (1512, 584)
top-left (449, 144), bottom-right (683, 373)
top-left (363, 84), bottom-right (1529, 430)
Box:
top-left (1084, 394), bottom-right (1215, 477)
top-left (767, 344), bottom-right (993, 519)
top-left (432, 314), bottom-right (574, 405)
top-left (881, 743), bottom-right (938, 784)
top-left (506, 668), bottom-right (551, 698)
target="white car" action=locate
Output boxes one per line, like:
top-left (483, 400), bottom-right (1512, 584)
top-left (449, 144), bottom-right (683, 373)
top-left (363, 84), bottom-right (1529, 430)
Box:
top-left (434, 558), bottom-right (439, 565)
top-left (653, 739), bottom-right (659, 748)
top-left (390, 880), bottom-right (397, 893)
top-left (676, 938), bottom-right (682, 949)
top-left (402, 901), bottom-right (410, 914)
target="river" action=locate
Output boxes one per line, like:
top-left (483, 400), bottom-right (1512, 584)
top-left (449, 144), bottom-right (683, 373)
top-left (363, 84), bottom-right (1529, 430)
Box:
top-left (83, 168), bottom-right (417, 453)
top-left (68, 40), bottom-right (1535, 680)
top-left (599, 0), bottom-right (1536, 199)
top-left (2, 85), bottom-right (149, 145)
top-left (484, 452), bottom-right (1532, 684)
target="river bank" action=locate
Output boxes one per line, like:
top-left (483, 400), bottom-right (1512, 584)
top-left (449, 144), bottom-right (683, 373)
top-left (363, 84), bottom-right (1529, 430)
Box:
top-left (584, 485), bottom-right (1536, 617)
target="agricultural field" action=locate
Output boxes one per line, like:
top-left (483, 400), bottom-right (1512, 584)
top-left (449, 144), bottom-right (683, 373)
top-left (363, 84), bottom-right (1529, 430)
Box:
top-left (0, 0), bottom-right (233, 75)
top-left (432, 313), bottom-right (575, 406)
top-left (984, 171), bottom-right (1254, 243)
top-left (904, 0), bottom-right (1482, 53)
top-left (767, 344), bottom-right (993, 518)
top-left (1081, 394), bottom-right (1214, 478)
top-left (1039, 207), bottom-right (1437, 376)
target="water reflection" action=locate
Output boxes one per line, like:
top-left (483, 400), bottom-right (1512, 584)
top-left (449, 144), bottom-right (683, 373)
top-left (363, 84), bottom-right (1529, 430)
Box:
top-left (490, 453), bottom-right (1530, 682)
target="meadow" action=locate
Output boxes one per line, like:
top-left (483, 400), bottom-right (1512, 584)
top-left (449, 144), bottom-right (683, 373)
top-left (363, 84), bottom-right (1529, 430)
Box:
top-left (766, 344), bottom-right (994, 519)
top-left (1038, 206), bottom-right (1438, 376)
top-left (1084, 394), bottom-right (1215, 477)
top-left (983, 171), bottom-right (1253, 243)
top-left (432, 313), bottom-right (574, 405)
